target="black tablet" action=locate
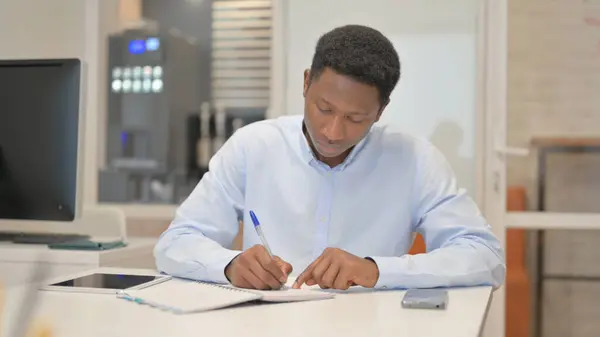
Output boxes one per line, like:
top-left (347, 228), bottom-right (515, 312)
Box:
top-left (41, 271), bottom-right (171, 294)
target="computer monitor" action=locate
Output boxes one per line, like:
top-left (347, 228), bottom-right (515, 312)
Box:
top-left (0, 58), bottom-right (84, 224)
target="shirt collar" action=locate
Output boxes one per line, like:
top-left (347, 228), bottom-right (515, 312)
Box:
top-left (298, 121), bottom-right (314, 164)
top-left (297, 119), bottom-right (372, 169)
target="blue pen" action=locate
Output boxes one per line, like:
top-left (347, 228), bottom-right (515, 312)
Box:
top-left (249, 210), bottom-right (273, 257)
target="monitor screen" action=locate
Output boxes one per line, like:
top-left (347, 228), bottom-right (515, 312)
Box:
top-left (0, 59), bottom-right (81, 221)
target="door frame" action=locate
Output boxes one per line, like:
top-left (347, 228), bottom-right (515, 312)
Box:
top-left (479, 0), bottom-right (507, 337)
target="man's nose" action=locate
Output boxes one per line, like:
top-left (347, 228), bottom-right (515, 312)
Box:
top-left (322, 116), bottom-right (344, 142)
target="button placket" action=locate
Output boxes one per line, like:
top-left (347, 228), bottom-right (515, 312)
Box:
top-left (312, 170), bottom-right (334, 259)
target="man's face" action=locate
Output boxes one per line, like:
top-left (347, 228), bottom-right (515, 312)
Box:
top-left (303, 68), bottom-right (385, 164)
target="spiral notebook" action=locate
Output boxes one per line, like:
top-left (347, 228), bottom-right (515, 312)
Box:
top-left (117, 278), bottom-right (334, 314)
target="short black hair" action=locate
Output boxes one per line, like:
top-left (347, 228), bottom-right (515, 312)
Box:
top-left (309, 24), bottom-right (401, 106)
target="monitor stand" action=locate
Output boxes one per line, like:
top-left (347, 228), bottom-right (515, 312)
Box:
top-left (0, 147), bottom-right (89, 245)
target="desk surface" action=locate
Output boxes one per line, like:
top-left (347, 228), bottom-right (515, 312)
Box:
top-left (0, 238), bottom-right (155, 264)
top-left (2, 267), bottom-right (493, 337)
top-left (0, 239), bottom-right (156, 287)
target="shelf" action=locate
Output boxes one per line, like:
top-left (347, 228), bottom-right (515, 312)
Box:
top-left (531, 137), bottom-right (600, 148)
top-left (507, 211), bottom-right (600, 230)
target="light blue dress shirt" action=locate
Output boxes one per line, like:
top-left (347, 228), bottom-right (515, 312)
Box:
top-left (154, 115), bottom-right (506, 289)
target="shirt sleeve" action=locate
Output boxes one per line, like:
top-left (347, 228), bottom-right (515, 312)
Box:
top-left (368, 141), bottom-right (506, 290)
top-left (153, 129), bottom-right (248, 284)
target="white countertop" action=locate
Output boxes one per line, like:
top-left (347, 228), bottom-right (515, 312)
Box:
top-left (1, 267), bottom-right (493, 337)
top-left (0, 239), bottom-right (157, 287)
top-left (0, 238), bottom-right (156, 265)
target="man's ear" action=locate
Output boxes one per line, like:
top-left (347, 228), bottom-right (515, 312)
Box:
top-left (303, 69), bottom-right (310, 98)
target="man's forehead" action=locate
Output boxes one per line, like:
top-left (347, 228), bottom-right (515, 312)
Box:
top-left (311, 78), bottom-right (380, 114)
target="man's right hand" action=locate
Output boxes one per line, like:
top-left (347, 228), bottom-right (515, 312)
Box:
top-left (224, 244), bottom-right (293, 290)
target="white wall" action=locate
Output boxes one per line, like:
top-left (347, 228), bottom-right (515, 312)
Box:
top-left (284, 0), bottom-right (478, 196)
top-left (0, 0), bottom-right (86, 59)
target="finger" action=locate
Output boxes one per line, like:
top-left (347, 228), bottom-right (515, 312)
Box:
top-left (236, 251), bottom-right (272, 290)
top-left (305, 256), bottom-right (330, 287)
top-left (248, 257), bottom-right (283, 289)
top-left (274, 256), bottom-right (293, 275)
top-left (293, 255), bottom-right (324, 288)
top-left (255, 251), bottom-right (286, 284)
top-left (333, 269), bottom-right (352, 290)
top-left (293, 264), bottom-right (315, 288)
top-left (319, 261), bottom-right (340, 289)
top-left (241, 267), bottom-right (267, 290)
top-left (226, 269), bottom-right (246, 288)
top-left (227, 255), bottom-right (252, 288)
top-left (311, 256), bottom-right (332, 288)
top-left (233, 275), bottom-right (253, 289)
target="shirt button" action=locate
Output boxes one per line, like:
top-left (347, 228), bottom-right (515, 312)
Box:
top-left (319, 216), bottom-right (326, 222)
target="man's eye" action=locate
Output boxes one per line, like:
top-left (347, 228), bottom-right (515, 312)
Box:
top-left (347, 116), bottom-right (365, 123)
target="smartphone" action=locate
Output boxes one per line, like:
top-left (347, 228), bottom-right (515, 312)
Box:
top-left (401, 288), bottom-right (448, 310)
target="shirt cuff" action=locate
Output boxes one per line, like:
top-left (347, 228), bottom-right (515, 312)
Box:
top-left (367, 255), bottom-right (411, 289)
top-left (203, 249), bottom-right (242, 284)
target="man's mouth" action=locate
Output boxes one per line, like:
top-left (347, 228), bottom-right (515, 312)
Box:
top-left (317, 141), bottom-right (342, 153)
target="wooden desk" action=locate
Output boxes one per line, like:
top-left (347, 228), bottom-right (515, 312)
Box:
top-left (1, 267), bottom-right (493, 337)
top-left (531, 137), bottom-right (600, 337)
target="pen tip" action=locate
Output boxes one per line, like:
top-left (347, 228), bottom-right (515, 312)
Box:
top-left (249, 210), bottom-right (258, 224)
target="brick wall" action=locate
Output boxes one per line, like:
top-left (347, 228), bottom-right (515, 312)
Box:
top-left (508, 1), bottom-right (600, 336)
top-left (507, 0), bottom-right (600, 208)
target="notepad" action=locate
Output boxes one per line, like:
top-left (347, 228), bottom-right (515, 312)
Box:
top-left (219, 283), bottom-right (334, 302)
top-left (117, 278), bottom-right (334, 314)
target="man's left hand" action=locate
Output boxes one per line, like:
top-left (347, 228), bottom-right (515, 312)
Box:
top-left (292, 248), bottom-right (379, 290)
